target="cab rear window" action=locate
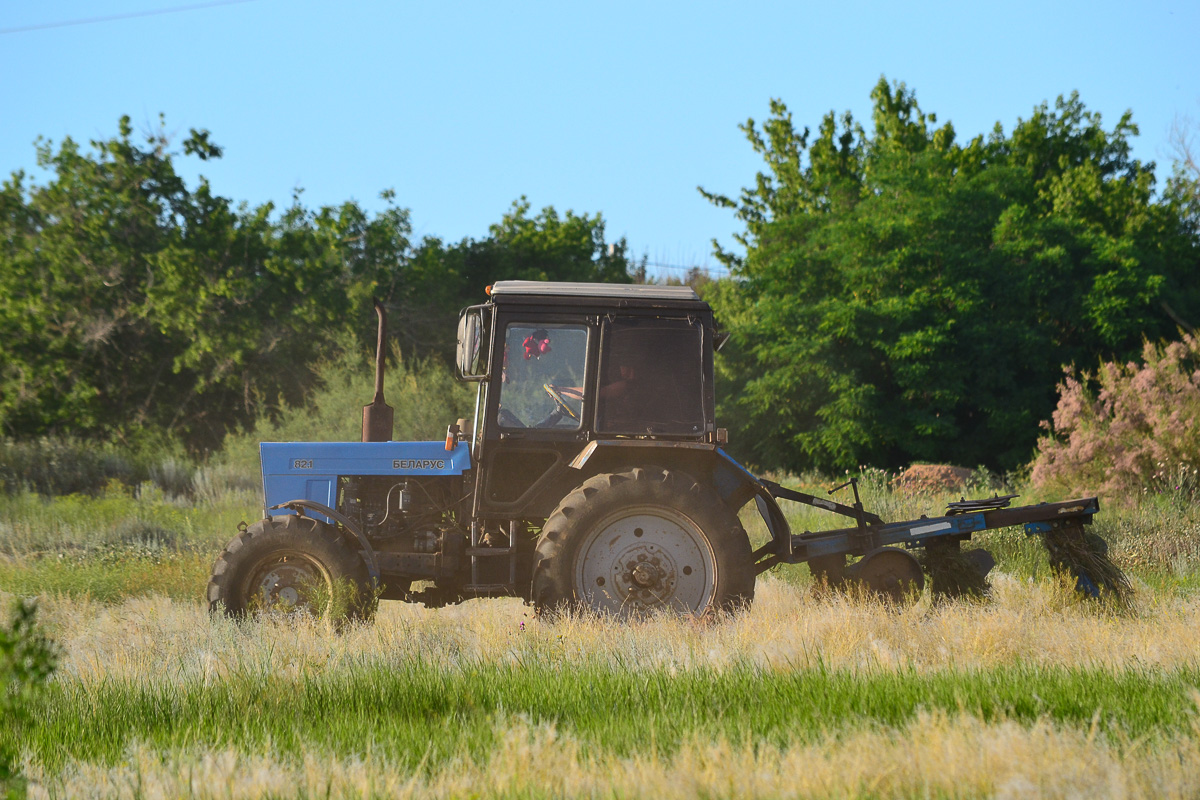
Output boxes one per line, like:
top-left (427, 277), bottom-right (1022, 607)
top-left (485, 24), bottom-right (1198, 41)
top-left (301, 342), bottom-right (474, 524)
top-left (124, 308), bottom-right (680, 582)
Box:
top-left (596, 318), bottom-right (705, 435)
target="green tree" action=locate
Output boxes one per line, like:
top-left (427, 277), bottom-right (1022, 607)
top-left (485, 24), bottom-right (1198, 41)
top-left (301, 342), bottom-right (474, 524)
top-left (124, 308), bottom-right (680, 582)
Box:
top-left (702, 79), bottom-right (1200, 473)
top-left (1, 118), bottom-right (633, 451)
top-left (0, 117), bottom-right (415, 451)
top-left (1, 119), bottom-right (198, 440)
top-left (394, 198), bottom-right (632, 355)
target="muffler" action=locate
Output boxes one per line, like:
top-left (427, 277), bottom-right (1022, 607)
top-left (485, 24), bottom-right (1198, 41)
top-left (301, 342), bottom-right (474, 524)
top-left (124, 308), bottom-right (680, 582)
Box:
top-left (362, 299), bottom-right (394, 442)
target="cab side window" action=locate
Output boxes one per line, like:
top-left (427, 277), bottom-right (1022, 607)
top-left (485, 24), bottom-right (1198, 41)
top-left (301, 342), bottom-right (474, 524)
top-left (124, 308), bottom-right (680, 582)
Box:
top-left (596, 318), bottom-right (705, 434)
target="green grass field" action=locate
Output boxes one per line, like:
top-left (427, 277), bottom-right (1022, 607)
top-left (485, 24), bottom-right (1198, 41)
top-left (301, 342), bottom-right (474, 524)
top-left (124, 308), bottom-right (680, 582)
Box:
top-left (2, 459), bottom-right (1199, 798)
top-left (21, 662), bottom-right (1200, 767)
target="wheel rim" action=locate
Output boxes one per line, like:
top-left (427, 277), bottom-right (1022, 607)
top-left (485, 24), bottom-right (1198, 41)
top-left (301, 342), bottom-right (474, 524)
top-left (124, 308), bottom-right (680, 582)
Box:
top-left (246, 551), bottom-right (330, 614)
top-left (573, 505), bottom-right (717, 616)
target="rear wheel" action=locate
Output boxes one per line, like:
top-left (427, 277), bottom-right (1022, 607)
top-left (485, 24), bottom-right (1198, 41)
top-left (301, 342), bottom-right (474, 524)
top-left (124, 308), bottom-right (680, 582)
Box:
top-left (208, 514), bottom-right (374, 621)
top-left (533, 466), bottom-right (755, 618)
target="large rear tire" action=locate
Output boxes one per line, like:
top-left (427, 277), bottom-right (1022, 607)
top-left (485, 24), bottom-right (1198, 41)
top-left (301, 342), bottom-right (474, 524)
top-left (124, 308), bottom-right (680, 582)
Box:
top-left (533, 466), bottom-right (755, 618)
top-left (208, 514), bottom-right (374, 622)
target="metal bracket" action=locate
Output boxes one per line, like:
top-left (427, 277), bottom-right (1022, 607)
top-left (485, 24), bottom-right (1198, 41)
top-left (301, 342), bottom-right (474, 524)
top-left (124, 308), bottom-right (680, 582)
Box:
top-left (760, 479), bottom-right (884, 526)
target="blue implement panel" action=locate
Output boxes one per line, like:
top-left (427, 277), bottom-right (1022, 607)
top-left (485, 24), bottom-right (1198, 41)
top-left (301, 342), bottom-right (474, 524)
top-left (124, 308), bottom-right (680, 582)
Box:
top-left (260, 441), bottom-right (471, 512)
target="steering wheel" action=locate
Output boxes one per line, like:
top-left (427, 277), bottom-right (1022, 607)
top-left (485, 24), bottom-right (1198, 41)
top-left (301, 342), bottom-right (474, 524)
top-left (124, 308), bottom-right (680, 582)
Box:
top-left (543, 383), bottom-right (578, 420)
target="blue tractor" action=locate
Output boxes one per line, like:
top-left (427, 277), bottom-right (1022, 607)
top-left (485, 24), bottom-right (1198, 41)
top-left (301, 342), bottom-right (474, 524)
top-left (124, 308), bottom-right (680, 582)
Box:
top-left (208, 281), bottom-right (1125, 620)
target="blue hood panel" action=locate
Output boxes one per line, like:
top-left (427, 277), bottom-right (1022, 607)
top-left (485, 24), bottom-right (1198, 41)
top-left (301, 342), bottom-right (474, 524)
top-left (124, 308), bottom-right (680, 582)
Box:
top-left (261, 441), bottom-right (471, 478)
top-left (260, 441), bottom-right (471, 515)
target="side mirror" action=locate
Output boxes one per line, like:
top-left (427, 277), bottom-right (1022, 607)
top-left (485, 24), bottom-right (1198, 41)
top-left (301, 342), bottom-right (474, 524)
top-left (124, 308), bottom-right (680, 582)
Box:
top-left (456, 308), bottom-right (488, 380)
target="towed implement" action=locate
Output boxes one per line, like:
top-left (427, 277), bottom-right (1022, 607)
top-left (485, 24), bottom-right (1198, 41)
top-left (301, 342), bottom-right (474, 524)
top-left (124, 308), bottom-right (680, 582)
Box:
top-left (208, 281), bottom-right (1126, 620)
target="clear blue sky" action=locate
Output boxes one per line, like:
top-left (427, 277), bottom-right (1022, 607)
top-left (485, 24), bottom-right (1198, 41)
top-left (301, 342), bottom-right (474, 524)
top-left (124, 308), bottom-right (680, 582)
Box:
top-left (3, 0), bottom-right (1197, 279)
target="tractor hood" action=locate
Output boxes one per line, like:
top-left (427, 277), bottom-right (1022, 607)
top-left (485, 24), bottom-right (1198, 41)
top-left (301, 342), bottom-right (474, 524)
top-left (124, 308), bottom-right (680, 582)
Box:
top-left (259, 441), bottom-right (471, 513)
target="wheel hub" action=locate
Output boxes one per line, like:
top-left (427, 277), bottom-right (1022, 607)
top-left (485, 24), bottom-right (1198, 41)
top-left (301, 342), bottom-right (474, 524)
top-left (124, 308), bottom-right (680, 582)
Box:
top-left (616, 544), bottom-right (675, 596)
top-left (574, 509), bottom-right (716, 616)
top-left (610, 541), bottom-right (680, 605)
top-left (253, 559), bottom-right (320, 611)
top-left (630, 561), bottom-right (659, 588)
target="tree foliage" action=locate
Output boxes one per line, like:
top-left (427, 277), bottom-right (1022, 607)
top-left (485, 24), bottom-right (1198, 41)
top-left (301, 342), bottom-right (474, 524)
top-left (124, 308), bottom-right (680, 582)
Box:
top-left (702, 78), bottom-right (1200, 473)
top-left (0, 118), bottom-right (630, 451)
top-left (395, 198), bottom-right (630, 354)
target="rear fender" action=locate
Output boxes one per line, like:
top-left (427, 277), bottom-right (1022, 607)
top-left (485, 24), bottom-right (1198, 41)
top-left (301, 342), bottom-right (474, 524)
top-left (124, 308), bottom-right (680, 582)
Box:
top-left (567, 441), bottom-right (790, 549)
top-left (712, 448), bottom-right (792, 551)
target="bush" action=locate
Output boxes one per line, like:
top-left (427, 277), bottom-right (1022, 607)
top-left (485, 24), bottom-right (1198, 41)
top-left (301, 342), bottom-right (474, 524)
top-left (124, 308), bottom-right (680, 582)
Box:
top-left (0, 437), bottom-right (208, 499)
top-left (0, 438), bottom-right (135, 496)
top-left (1031, 334), bottom-right (1200, 500)
top-left (1, 598), bottom-right (57, 786)
top-left (0, 350), bottom-right (470, 500)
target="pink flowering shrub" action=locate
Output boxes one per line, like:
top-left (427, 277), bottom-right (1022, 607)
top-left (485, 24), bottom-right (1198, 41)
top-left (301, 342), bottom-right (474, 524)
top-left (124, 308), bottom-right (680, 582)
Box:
top-left (1031, 334), bottom-right (1200, 501)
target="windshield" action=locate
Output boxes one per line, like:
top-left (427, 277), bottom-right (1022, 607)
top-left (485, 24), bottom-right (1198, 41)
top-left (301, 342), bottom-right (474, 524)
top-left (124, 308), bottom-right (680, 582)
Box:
top-left (497, 323), bottom-right (588, 429)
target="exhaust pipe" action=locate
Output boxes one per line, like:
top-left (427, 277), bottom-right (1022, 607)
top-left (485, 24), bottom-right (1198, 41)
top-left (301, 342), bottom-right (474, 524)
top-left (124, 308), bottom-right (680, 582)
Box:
top-left (362, 299), bottom-right (394, 442)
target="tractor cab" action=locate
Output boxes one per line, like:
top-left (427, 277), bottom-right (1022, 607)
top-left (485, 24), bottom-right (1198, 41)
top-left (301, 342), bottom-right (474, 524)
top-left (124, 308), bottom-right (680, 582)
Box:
top-left (456, 281), bottom-right (724, 521)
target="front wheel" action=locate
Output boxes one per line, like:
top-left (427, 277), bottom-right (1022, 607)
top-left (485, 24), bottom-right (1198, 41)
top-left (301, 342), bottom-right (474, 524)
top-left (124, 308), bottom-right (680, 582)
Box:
top-left (208, 514), bottom-right (374, 621)
top-left (533, 466), bottom-right (755, 618)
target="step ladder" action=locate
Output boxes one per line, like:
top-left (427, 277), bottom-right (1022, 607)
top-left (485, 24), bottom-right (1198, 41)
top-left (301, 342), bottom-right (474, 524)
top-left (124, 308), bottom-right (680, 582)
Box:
top-left (464, 519), bottom-right (518, 596)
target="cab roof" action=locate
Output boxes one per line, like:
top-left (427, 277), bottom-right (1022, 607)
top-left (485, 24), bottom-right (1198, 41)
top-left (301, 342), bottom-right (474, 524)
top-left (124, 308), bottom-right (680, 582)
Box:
top-left (488, 280), bottom-right (700, 302)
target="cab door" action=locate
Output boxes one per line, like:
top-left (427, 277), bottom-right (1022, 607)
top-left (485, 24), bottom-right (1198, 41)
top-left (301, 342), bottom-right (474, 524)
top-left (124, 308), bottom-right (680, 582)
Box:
top-left (476, 315), bottom-right (597, 517)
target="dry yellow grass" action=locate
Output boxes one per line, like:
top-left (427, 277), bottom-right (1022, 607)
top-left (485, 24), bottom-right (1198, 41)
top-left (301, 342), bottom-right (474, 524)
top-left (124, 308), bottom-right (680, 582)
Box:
top-left (23, 707), bottom-right (1200, 799)
top-left (11, 575), bottom-right (1200, 798)
top-left (20, 573), bottom-right (1200, 685)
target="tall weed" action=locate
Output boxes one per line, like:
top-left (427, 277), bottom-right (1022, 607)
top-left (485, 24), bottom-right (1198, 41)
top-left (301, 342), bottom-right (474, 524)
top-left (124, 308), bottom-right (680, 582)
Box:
top-left (24, 713), bottom-right (1200, 800)
top-left (14, 587), bottom-right (1200, 798)
top-left (1031, 334), bottom-right (1200, 500)
top-left (0, 482), bottom-right (253, 557)
top-left (0, 598), bottom-right (57, 787)
top-left (0, 437), bottom-right (222, 502)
